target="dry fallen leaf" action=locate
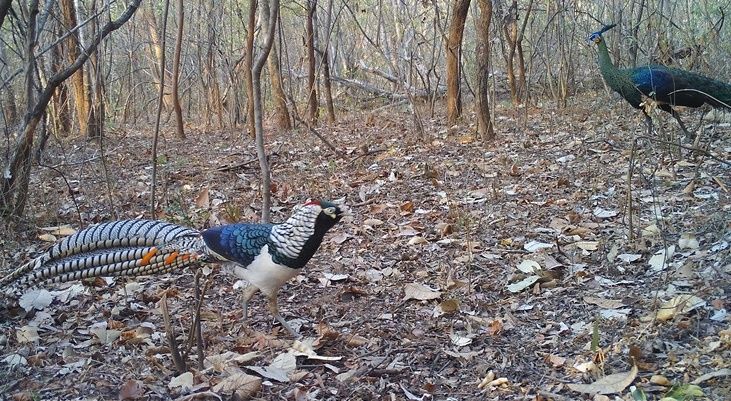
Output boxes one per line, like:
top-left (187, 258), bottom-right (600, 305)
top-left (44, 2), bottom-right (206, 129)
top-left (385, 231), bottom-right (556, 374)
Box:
top-left (363, 218), bottom-right (384, 227)
top-left (486, 319), bottom-right (503, 336)
top-left (546, 354), bottom-right (566, 368)
top-left (19, 289), bottom-right (54, 312)
top-left (449, 332), bottom-right (473, 347)
top-left (204, 351), bottom-right (259, 372)
top-left (477, 371), bottom-right (496, 389)
top-left (40, 224), bottom-right (76, 236)
top-left (593, 207), bottom-right (618, 219)
top-left (290, 338), bottom-right (342, 361)
top-left (37, 233), bottom-right (57, 242)
top-left (678, 233), bottom-right (699, 250)
top-left (433, 299), bottom-right (460, 317)
top-left (407, 236), bottom-right (428, 245)
top-left (16, 326), bottom-right (40, 343)
top-left (195, 187), bottom-right (210, 208)
top-left (90, 324), bottom-right (122, 345)
top-left (524, 240), bottom-right (554, 252)
top-left (246, 351), bottom-right (296, 382)
top-left (517, 259), bottom-right (541, 274)
top-left (399, 200), bottom-right (414, 215)
top-left (212, 372), bottom-right (261, 398)
top-left (403, 283), bottom-right (442, 301)
top-left (168, 372), bottom-right (194, 391)
top-left (436, 222), bottom-right (453, 236)
top-left (567, 364), bottom-right (637, 395)
top-left (506, 275), bottom-right (540, 293)
top-left (118, 379), bottom-right (145, 400)
top-left (656, 294), bottom-right (706, 321)
top-left (648, 245), bottom-right (676, 271)
top-left (575, 241), bottom-right (599, 251)
top-left (584, 296), bottom-right (626, 309)
top-left (617, 253), bottom-right (642, 263)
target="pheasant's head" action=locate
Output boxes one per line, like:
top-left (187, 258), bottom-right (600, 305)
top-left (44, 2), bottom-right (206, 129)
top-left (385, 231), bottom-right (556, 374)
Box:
top-left (303, 200), bottom-right (344, 232)
top-left (588, 23), bottom-right (617, 45)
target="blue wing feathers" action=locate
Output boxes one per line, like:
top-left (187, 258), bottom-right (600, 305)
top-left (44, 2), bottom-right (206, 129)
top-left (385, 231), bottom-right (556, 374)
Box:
top-left (201, 224), bottom-right (272, 266)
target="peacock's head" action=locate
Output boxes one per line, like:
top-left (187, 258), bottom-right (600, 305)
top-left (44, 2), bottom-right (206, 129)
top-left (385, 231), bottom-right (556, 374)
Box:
top-left (588, 23), bottom-right (617, 45)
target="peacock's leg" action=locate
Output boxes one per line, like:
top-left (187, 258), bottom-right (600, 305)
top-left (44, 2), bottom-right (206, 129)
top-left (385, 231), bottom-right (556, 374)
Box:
top-left (643, 111), bottom-right (654, 136)
top-left (670, 109), bottom-right (692, 140)
top-left (265, 292), bottom-right (300, 338)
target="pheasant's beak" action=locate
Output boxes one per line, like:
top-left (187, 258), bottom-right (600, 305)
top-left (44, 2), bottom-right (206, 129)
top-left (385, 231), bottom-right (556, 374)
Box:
top-left (331, 205), bottom-right (350, 222)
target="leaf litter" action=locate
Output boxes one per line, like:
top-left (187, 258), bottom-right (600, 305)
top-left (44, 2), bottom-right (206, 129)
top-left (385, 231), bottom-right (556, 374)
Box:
top-left (0, 105), bottom-right (729, 399)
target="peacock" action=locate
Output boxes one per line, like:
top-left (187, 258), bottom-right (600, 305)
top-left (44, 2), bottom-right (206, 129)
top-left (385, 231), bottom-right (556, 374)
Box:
top-left (589, 23), bottom-right (731, 137)
top-left (0, 200), bottom-right (344, 336)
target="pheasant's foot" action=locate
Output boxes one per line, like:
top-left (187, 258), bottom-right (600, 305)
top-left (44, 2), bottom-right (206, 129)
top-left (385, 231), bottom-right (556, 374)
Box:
top-left (267, 294), bottom-right (301, 338)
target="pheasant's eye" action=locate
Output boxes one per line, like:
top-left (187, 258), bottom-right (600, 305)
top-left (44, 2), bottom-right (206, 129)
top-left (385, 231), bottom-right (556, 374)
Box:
top-left (324, 207), bottom-right (337, 218)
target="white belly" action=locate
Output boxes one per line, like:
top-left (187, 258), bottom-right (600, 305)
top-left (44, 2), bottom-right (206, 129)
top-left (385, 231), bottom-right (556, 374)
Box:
top-left (229, 245), bottom-right (299, 296)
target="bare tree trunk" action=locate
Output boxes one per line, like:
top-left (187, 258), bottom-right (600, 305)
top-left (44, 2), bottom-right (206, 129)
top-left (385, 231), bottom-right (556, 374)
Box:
top-left (1, 0), bottom-right (39, 217)
top-left (501, 0), bottom-right (518, 104)
top-left (321, 0), bottom-right (335, 123)
top-left (143, 3), bottom-right (171, 109)
top-left (150, 0), bottom-right (170, 217)
top-left (476, 0), bottom-right (494, 141)
top-left (171, 0), bottom-right (185, 138)
top-left (629, 0), bottom-right (646, 67)
top-left (86, 0), bottom-right (104, 140)
top-left (446, 0), bottom-right (470, 125)
top-left (252, 0), bottom-right (280, 223)
top-left (2, 0), bottom-right (142, 218)
top-left (261, 0), bottom-right (291, 130)
top-left (244, 0), bottom-right (257, 137)
top-left (60, 0), bottom-right (93, 137)
top-left (306, 0), bottom-right (318, 125)
top-left (49, 30), bottom-right (71, 137)
top-left (515, 0), bottom-right (532, 102)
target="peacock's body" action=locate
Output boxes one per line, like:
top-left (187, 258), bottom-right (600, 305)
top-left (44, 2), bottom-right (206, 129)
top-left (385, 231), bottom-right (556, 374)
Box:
top-left (589, 24), bottom-right (731, 136)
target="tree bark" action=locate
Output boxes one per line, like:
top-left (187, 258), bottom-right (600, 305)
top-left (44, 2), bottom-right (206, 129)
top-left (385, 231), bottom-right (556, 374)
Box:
top-left (2, 0), bottom-right (142, 218)
top-left (244, 0), bottom-right (257, 137)
top-left (306, 0), bottom-right (318, 125)
top-left (252, 0), bottom-right (280, 223)
top-left (501, 0), bottom-right (518, 104)
top-left (446, 0), bottom-right (470, 125)
top-left (171, 0), bottom-right (185, 138)
top-left (476, 0), bottom-right (494, 141)
top-left (150, 0), bottom-right (170, 217)
top-left (261, 0), bottom-right (291, 130)
top-left (143, 3), bottom-right (170, 109)
top-left (60, 0), bottom-right (93, 137)
top-left (1, 40), bottom-right (20, 129)
top-left (321, 0), bottom-right (335, 123)
top-left (49, 29), bottom-right (71, 137)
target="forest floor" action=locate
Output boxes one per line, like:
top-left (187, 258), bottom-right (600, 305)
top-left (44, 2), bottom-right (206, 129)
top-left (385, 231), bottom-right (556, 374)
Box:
top-left (1, 98), bottom-right (730, 401)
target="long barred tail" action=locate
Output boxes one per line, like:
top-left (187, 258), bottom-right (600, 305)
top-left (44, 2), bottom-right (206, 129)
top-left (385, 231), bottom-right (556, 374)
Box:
top-left (0, 219), bottom-right (205, 292)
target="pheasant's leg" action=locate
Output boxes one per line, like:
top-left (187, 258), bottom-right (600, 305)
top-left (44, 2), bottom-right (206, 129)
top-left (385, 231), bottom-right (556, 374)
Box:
top-left (266, 293), bottom-right (300, 338)
top-left (241, 285), bottom-right (259, 322)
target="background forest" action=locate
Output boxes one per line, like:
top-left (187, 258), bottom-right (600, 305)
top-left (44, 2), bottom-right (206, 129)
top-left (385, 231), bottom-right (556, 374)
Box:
top-left (0, 0), bottom-right (729, 400)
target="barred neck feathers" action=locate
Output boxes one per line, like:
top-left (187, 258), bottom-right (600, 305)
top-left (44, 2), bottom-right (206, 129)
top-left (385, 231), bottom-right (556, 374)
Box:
top-left (269, 204), bottom-right (320, 268)
top-left (268, 201), bottom-right (341, 269)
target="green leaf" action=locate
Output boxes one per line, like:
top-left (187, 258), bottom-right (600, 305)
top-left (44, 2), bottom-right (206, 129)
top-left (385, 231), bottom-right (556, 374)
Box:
top-left (665, 384), bottom-right (704, 400)
top-left (630, 385), bottom-right (648, 401)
